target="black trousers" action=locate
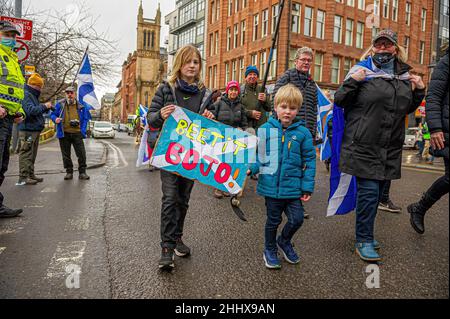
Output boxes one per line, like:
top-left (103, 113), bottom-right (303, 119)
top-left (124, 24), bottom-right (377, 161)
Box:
top-left (58, 132), bottom-right (87, 174)
top-left (425, 153), bottom-right (449, 202)
top-left (0, 116), bottom-right (13, 206)
top-left (160, 170), bottom-right (195, 249)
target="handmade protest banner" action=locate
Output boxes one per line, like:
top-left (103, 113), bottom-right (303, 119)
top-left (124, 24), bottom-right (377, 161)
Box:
top-left (150, 107), bottom-right (258, 195)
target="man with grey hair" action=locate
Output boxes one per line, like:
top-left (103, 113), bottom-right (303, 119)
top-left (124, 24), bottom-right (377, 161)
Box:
top-left (273, 47), bottom-right (318, 143)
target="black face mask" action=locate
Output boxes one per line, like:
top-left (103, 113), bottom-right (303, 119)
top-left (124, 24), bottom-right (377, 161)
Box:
top-left (373, 52), bottom-right (395, 65)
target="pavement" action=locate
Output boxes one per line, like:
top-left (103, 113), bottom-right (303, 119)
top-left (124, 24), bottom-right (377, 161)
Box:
top-left (5, 138), bottom-right (107, 179)
top-left (402, 149), bottom-right (446, 172)
top-left (0, 133), bottom-right (448, 299)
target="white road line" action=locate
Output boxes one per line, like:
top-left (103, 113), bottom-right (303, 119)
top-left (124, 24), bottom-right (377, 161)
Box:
top-left (65, 216), bottom-right (90, 232)
top-left (103, 141), bottom-right (128, 168)
top-left (0, 247), bottom-right (6, 255)
top-left (46, 241), bottom-right (86, 279)
top-left (41, 187), bottom-right (58, 193)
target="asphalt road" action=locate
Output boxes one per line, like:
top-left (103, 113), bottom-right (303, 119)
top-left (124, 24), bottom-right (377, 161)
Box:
top-left (0, 133), bottom-right (448, 299)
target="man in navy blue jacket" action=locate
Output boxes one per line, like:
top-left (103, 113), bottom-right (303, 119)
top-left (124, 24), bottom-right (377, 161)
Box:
top-left (17, 74), bottom-right (52, 186)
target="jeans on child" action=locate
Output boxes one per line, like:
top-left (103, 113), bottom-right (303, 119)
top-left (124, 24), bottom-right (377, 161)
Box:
top-left (264, 197), bottom-right (304, 252)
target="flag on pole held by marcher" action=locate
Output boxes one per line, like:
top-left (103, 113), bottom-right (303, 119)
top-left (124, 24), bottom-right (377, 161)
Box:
top-left (136, 106), bottom-right (152, 167)
top-left (77, 51), bottom-right (101, 110)
top-left (316, 85), bottom-right (333, 161)
top-left (327, 104), bottom-right (357, 216)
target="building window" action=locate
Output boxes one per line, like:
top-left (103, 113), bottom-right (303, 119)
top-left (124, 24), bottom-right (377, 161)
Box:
top-left (292, 3), bottom-right (301, 33)
top-left (251, 53), bottom-right (258, 68)
top-left (235, 0), bottom-right (239, 13)
top-left (262, 9), bottom-right (269, 37)
top-left (213, 65), bottom-right (218, 88)
top-left (240, 20), bottom-right (246, 46)
top-left (243, 0), bottom-right (247, 9)
top-left (260, 51), bottom-right (267, 74)
top-left (304, 6), bottom-right (313, 37)
top-left (197, 20), bottom-right (204, 37)
top-left (392, 0), bottom-right (398, 21)
top-left (215, 31), bottom-right (219, 55)
top-left (143, 30), bottom-right (147, 48)
top-left (357, 0), bottom-right (365, 10)
top-left (209, 33), bottom-right (214, 56)
top-left (269, 48), bottom-right (277, 79)
top-left (198, 0), bottom-right (205, 11)
top-left (344, 58), bottom-right (352, 76)
top-left (373, 0), bottom-right (380, 16)
top-left (313, 52), bottom-right (323, 82)
top-left (383, 0), bottom-right (389, 19)
top-left (216, 0), bottom-right (221, 21)
top-left (331, 56), bottom-right (341, 84)
top-left (421, 9), bottom-right (427, 32)
top-left (234, 24), bottom-right (239, 48)
top-left (209, 66), bottom-right (213, 88)
top-left (356, 22), bottom-right (364, 49)
top-left (404, 36), bottom-right (410, 60)
top-left (272, 4), bottom-right (279, 34)
top-left (225, 62), bottom-right (230, 85)
top-left (239, 58), bottom-right (245, 82)
top-left (226, 27), bottom-right (231, 51)
top-left (253, 14), bottom-right (259, 41)
top-left (211, 1), bottom-right (215, 23)
top-left (345, 19), bottom-right (353, 46)
top-left (334, 16), bottom-right (343, 44)
top-left (228, 0), bottom-right (233, 16)
top-left (347, 0), bottom-right (355, 6)
top-left (419, 41), bottom-right (425, 64)
top-left (405, 2), bottom-right (411, 26)
top-left (232, 60), bottom-right (237, 81)
top-left (316, 10), bottom-right (325, 40)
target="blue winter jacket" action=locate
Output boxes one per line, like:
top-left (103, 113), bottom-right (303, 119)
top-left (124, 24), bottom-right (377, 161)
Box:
top-left (250, 117), bottom-right (316, 199)
top-left (19, 85), bottom-right (49, 132)
top-left (50, 99), bottom-right (91, 138)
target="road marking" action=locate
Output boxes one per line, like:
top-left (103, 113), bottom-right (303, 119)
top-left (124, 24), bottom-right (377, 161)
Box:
top-left (0, 247), bottom-right (6, 255)
top-left (46, 241), bottom-right (86, 279)
top-left (41, 187), bottom-right (58, 193)
top-left (39, 147), bottom-right (61, 152)
top-left (24, 205), bottom-right (44, 208)
top-left (65, 216), bottom-right (90, 232)
top-left (103, 141), bottom-right (128, 168)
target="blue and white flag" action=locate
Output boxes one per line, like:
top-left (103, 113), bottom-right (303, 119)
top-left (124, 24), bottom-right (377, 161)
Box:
top-left (77, 51), bottom-right (101, 110)
top-left (137, 104), bottom-right (148, 127)
top-left (327, 56), bottom-right (411, 216)
top-left (316, 85), bottom-right (333, 161)
top-left (327, 104), bottom-right (357, 216)
top-left (136, 106), bottom-right (151, 167)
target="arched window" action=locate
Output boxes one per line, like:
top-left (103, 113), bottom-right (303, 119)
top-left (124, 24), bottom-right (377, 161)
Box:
top-left (145, 92), bottom-right (149, 107)
top-left (151, 31), bottom-right (155, 48)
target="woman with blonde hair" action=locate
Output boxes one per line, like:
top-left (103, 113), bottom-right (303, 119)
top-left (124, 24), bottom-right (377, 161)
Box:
top-left (334, 29), bottom-right (426, 262)
top-left (147, 45), bottom-right (215, 271)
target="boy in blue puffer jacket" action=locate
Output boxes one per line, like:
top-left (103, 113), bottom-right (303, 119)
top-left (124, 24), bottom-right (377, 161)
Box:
top-left (248, 84), bottom-right (316, 270)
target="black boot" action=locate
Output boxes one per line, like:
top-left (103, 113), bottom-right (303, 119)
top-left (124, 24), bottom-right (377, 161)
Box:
top-left (407, 193), bottom-right (437, 234)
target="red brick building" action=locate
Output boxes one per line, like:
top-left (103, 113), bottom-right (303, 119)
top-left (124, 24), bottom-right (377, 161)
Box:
top-left (205, 0), bottom-right (435, 92)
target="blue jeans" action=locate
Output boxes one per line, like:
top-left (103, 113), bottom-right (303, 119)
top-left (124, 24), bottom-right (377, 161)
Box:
top-left (265, 197), bottom-right (304, 252)
top-left (355, 178), bottom-right (387, 243)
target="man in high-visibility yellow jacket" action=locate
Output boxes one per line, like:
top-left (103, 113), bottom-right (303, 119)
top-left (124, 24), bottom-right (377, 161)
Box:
top-left (0, 21), bottom-right (26, 218)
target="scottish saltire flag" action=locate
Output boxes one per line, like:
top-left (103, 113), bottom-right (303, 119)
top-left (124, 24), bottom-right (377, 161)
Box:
top-left (150, 107), bottom-right (258, 195)
top-left (316, 85), bottom-right (333, 161)
top-left (136, 105), bottom-right (148, 127)
top-left (136, 124), bottom-right (152, 167)
top-left (77, 51), bottom-right (101, 110)
top-left (327, 104), bottom-right (357, 216)
top-left (327, 56), bottom-right (411, 216)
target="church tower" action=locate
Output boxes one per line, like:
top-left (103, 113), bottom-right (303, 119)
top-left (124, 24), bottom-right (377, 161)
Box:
top-left (136, 1), bottom-right (162, 107)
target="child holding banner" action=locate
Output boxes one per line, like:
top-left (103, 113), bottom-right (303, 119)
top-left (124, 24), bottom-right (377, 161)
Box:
top-left (248, 84), bottom-right (316, 270)
top-left (212, 80), bottom-right (248, 199)
top-left (147, 45), bottom-right (216, 271)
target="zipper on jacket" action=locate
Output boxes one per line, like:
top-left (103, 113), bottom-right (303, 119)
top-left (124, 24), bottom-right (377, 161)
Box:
top-left (277, 131), bottom-right (286, 198)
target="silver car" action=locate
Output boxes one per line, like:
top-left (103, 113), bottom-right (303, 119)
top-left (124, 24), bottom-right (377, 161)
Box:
top-left (403, 127), bottom-right (420, 149)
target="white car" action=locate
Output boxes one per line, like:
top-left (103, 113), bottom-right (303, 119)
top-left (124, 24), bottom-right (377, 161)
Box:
top-left (92, 122), bottom-right (115, 139)
top-left (403, 127), bottom-right (420, 149)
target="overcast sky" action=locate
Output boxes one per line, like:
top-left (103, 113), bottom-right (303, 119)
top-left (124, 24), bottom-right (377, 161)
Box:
top-left (23, 0), bottom-right (176, 99)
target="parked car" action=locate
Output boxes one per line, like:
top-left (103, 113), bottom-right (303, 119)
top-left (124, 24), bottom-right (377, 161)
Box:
top-left (112, 123), bottom-right (119, 131)
top-left (87, 121), bottom-right (96, 138)
top-left (403, 127), bottom-right (420, 149)
top-left (118, 123), bottom-right (129, 133)
top-left (92, 121), bottom-right (115, 139)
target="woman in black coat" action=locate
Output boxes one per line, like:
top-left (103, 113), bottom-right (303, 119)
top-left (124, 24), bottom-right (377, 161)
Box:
top-left (408, 47), bottom-right (449, 234)
top-left (334, 30), bottom-right (426, 262)
top-left (147, 45), bottom-right (215, 271)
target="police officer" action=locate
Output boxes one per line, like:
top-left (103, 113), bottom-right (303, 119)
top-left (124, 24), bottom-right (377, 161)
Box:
top-left (0, 21), bottom-right (26, 218)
